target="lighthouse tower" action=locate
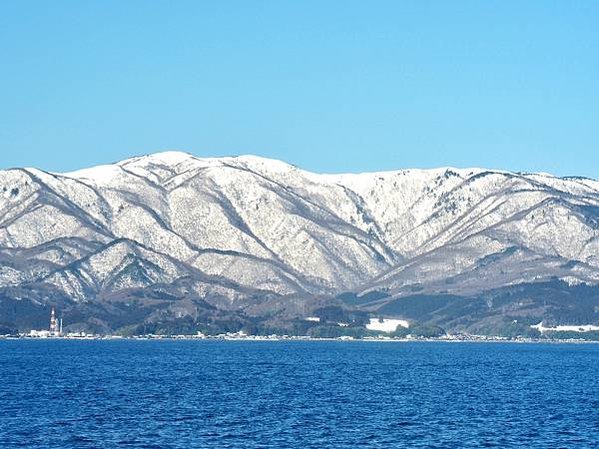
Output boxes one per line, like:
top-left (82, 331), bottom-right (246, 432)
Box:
top-left (49, 307), bottom-right (59, 336)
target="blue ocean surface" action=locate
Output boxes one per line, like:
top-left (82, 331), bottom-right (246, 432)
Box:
top-left (0, 340), bottom-right (598, 448)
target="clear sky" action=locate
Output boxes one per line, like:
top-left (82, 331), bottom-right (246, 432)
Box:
top-left (1, 1), bottom-right (598, 178)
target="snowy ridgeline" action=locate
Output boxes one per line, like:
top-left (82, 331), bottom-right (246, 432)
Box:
top-left (0, 151), bottom-right (598, 304)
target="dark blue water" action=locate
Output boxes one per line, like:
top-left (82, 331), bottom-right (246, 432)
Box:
top-left (1, 341), bottom-right (598, 448)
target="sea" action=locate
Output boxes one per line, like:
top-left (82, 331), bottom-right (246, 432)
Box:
top-left (0, 340), bottom-right (598, 448)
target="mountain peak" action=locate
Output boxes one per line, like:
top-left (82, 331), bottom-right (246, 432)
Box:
top-left (119, 150), bottom-right (196, 167)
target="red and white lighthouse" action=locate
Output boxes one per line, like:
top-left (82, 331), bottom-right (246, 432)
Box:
top-left (49, 307), bottom-right (59, 335)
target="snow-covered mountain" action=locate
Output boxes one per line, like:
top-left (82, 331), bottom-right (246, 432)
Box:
top-left (1, 151), bottom-right (598, 332)
top-left (1, 151), bottom-right (598, 296)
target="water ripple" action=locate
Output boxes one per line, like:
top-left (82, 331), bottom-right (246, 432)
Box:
top-left (1, 340), bottom-right (598, 448)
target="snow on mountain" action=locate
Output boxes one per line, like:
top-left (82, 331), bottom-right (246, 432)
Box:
top-left (1, 151), bottom-right (598, 305)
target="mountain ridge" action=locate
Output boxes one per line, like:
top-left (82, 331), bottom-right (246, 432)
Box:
top-left (1, 151), bottom-right (598, 334)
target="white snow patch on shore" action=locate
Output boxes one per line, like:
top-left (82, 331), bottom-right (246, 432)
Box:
top-left (366, 318), bottom-right (409, 333)
top-left (532, 323), bottom-right (599, 333)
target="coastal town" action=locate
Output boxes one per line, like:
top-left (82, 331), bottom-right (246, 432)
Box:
top-left (2, 308), bottom-right (597, 344)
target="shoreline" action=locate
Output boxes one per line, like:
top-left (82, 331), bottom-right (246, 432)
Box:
top-left (2, 334), bottom-right (598, 344)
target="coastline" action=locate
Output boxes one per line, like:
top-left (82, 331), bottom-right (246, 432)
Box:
top-left (2, 333), bottom-right (598, 344)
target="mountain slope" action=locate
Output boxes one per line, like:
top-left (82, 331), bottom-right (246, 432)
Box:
top-left (1, 151), bottom-right (598, 333)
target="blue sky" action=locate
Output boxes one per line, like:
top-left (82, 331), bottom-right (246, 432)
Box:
top-left (1, 1), bottom-right (598, 177)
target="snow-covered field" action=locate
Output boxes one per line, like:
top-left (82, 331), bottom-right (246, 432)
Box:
top-left (366, 318), bottom-right (410, 333)
top-left (531, 323), bottom-right (599, 333)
